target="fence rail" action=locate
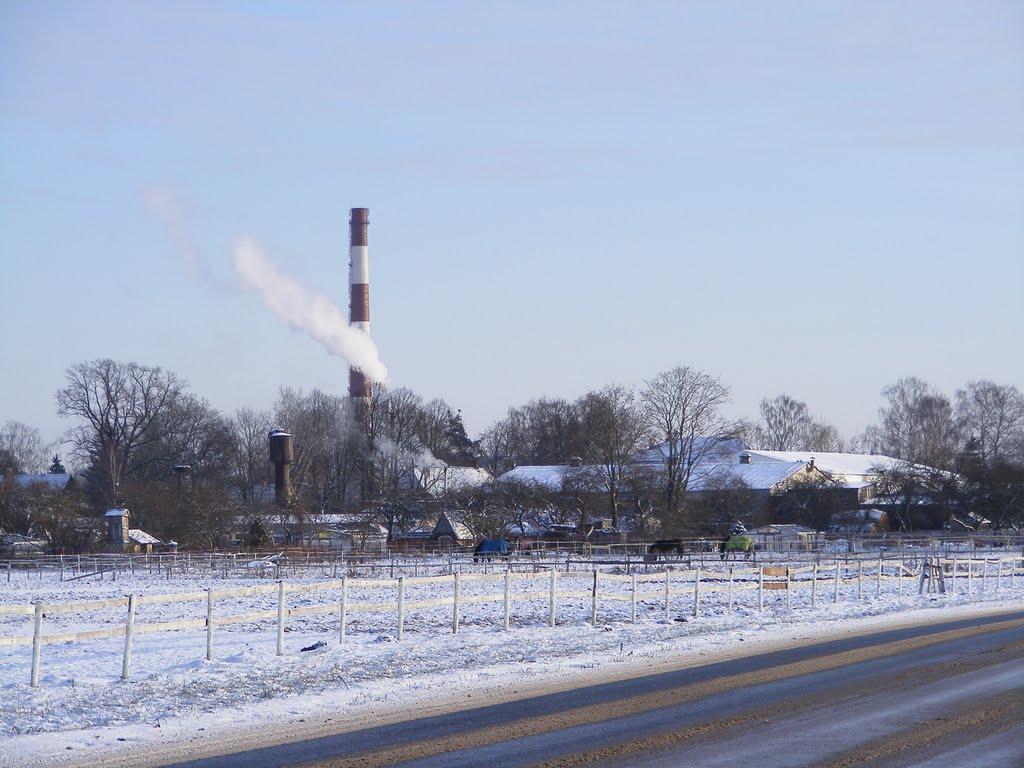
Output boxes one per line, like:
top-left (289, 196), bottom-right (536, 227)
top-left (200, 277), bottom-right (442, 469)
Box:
top-left (4, 534), bottom-right (1024, 578)
top-left (2, 554), bottom-right (1021, 688)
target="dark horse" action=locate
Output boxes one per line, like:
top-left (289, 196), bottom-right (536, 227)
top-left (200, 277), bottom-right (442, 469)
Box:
top-left (473, 539), bottom-right (510, 563)
top-left (720, 535), bottom-right (754, 560)
top-left (646, 538), bottom-right (684, 562)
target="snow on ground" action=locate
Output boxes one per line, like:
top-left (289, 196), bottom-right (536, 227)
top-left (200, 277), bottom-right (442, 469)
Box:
top-left (1, 554), bottom-right (1022, 767)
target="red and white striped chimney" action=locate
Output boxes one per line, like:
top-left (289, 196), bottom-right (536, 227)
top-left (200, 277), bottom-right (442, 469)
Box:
top-left (348, 208), bottom-right (371, 399)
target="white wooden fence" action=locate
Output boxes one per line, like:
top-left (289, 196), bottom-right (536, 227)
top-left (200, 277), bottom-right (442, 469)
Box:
top-left (1, 554), bottom-right (1020, 688)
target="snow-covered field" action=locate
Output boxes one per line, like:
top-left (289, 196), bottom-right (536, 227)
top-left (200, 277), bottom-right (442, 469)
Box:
top-left (1, 553), bottom-right (1022, 767)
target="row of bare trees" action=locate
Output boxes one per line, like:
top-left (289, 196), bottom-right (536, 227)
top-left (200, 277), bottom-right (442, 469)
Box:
top-left (6, 360), bottom-right (476, 547)
top-left (473, 373), bottom-right (1024, 533)
top-left (3, 360), bottom-right (1023, 548)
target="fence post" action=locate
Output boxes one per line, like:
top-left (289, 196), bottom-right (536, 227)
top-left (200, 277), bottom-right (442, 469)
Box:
top-left (276, 581), bottom-right (285, 656)
top-left (968, 558), bottom-right (974, 593)
top-left (31, 601), bottom-right (44, 687)
top-left (398, 576), bottom-right (405, 640)
top-left (591, 570), bottom-right (598, 627)
top-left (951, 556), bottom-right (957, 593)
top-left (758, 568), bottom-right (764, 612)
top-left (694, 569), bottom-right (701, 618)
top-left (122, 594), bottom-right (137, 680)
top-left (982, 559), bottom-right (987, 593)
top-left (206, 588), bottom-right (214, 661)
top-left (997, 558), bottom-right (1003, 591)
top-left (876, 554), bottom-right (883, 598)
top-left (786, 568), bottom-right (792, 610)
top-left (664, 571), bottom-right (671, 622)
top-left (811, 564), bottom-right (817, 607)
top-left (548, 570), bottom-right (557, 627)
top-left (339, 576), bottom-right (348, 644)
top-left (631, 574), bottom-right (637, 623)
top-left (503, 571), bottom-right (511, 631)
top-left (857, 561), bottom-right (863, 599)
top-left (834, 563), bottom-right (840, 604)
top-left (728, 568), bottom-right (734, 613)
top-left (453, 573), bottom-right (461, 634)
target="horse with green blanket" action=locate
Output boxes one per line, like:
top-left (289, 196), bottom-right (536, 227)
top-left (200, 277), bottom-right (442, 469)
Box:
top-left (720, 534), bottom-right (754, 560)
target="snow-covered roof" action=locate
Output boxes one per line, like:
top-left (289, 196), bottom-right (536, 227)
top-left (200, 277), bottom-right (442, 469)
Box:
top-left (743, 451), bottom-right (902, 480)
top-left (105, 508), bottom-right (130, 517)
top-left (1, 473), bottom-right (73, 490)
top-left (0, 533), bottom-right (48, 551)
top-left (497, 465), bottom-right (566, 490)
top-left (403, 466), bottom-right (493, 496)
top-left (496, 464), bottom-right (608, 492)
top-left (750, 524), bottom-right (817, 536)
top-left (433, 513), bottom-right (473, 540)
top-left (634, 437), bottom-right (748, 466)
top-left (688, 461), bottom-right (809, 492)
top-left (128, 529), bottom-right (160, 545)
top-left (497, 442), bottom-right (908, 495)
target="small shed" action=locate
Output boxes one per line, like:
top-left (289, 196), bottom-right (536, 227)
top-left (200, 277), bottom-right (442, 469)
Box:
top-left (104, 509), bottom-right (163, 554)
top-left (432, 512), bottom-right (473, 549)
top-left (830, 508), bottom-right (889, 534)
top-left (128, 529), bottom-right (161, 555)
top-left (748, 524), bottom-right (819, 552)
top-left (0, 533), bottom-right (48, 555)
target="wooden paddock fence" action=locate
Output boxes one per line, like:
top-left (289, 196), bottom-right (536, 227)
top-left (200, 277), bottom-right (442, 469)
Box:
top-left (1, 554), bottom-right (1021, 688)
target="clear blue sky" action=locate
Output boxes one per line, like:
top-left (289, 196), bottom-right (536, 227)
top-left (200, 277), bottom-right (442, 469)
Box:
top-left (2, 0), bottom-right (1022, 448)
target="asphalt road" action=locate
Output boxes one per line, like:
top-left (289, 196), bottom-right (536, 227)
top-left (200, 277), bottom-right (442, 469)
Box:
top-left (136, 609), bottom-right (1024, 768)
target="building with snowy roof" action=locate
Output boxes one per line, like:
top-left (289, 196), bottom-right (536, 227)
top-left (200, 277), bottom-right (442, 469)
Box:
top-left (104, 509), bottom-right (168, 554)
top-left (1, 473), bottom-right (75, 491)
top-left (398, 465), bottom-right (493, 496)
top-left (494, 438), bottom-right (911, 534)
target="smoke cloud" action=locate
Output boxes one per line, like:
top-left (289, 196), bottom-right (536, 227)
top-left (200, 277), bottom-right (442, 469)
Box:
top-left (143, 186), bottom-right (388, 384)
top-left (233, 238), bottom-right (388, 383)
top-left (142, 186), bottom-right (234, 292)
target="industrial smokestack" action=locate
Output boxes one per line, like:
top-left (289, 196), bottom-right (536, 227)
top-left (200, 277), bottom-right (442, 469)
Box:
top-left (348, 207), bottom-right (371, 399)
top-left (268, 429), bottom-right (294, 506)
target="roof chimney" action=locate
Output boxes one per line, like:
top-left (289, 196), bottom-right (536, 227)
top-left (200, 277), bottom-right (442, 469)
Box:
top-left (739, 452), bottom-right (751, 464)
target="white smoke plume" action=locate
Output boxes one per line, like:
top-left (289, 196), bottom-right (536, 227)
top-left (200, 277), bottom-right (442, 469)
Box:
top-left (142, 186), bottom-right (234, 291)
top-left (233, 238), bottom-right (388, 383)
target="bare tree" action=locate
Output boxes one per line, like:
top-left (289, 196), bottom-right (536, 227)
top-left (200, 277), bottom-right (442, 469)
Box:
top-left (873, 377), bottom-right (957, 469)
top-left (489, 398), bottom-right (582, 468)
top-left (805, 421), bottom-right (846, 452)
top-left (229, 407), bottom-right (273, 502)
top-left (640, 366), bottom-right (734, 530)
top-left (418, 398), bottom-right (452, 459)
top-left (0, 421), bottom-right (52, 475)
top-left (130, 393), bottom-right (234, 485)
top-left (955, 380), bottom-right (1024, 469)
top-left (55, 359), bottom-right (186, 507)
top-left (575, 384), bottom-right (648, 528)
top-left (756, 395), bottom-right (812, 450)
top-left (274, 387), bottom-right (356, 511)
top-left (478, 417), bottom-right (517, 476)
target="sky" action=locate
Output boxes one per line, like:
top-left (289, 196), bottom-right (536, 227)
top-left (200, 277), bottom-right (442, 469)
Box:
top-left (2, 0), bottom-right (1022, 452)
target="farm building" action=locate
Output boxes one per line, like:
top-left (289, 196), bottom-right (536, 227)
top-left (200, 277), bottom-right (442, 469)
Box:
top-left (103, 509), bottom-right (168, 555)
top-left (747, 524), bottom-right (819, 552)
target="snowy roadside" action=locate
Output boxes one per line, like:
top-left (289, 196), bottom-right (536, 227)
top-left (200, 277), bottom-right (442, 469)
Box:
top-left (1, 567), bottom-right (1022, 768)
